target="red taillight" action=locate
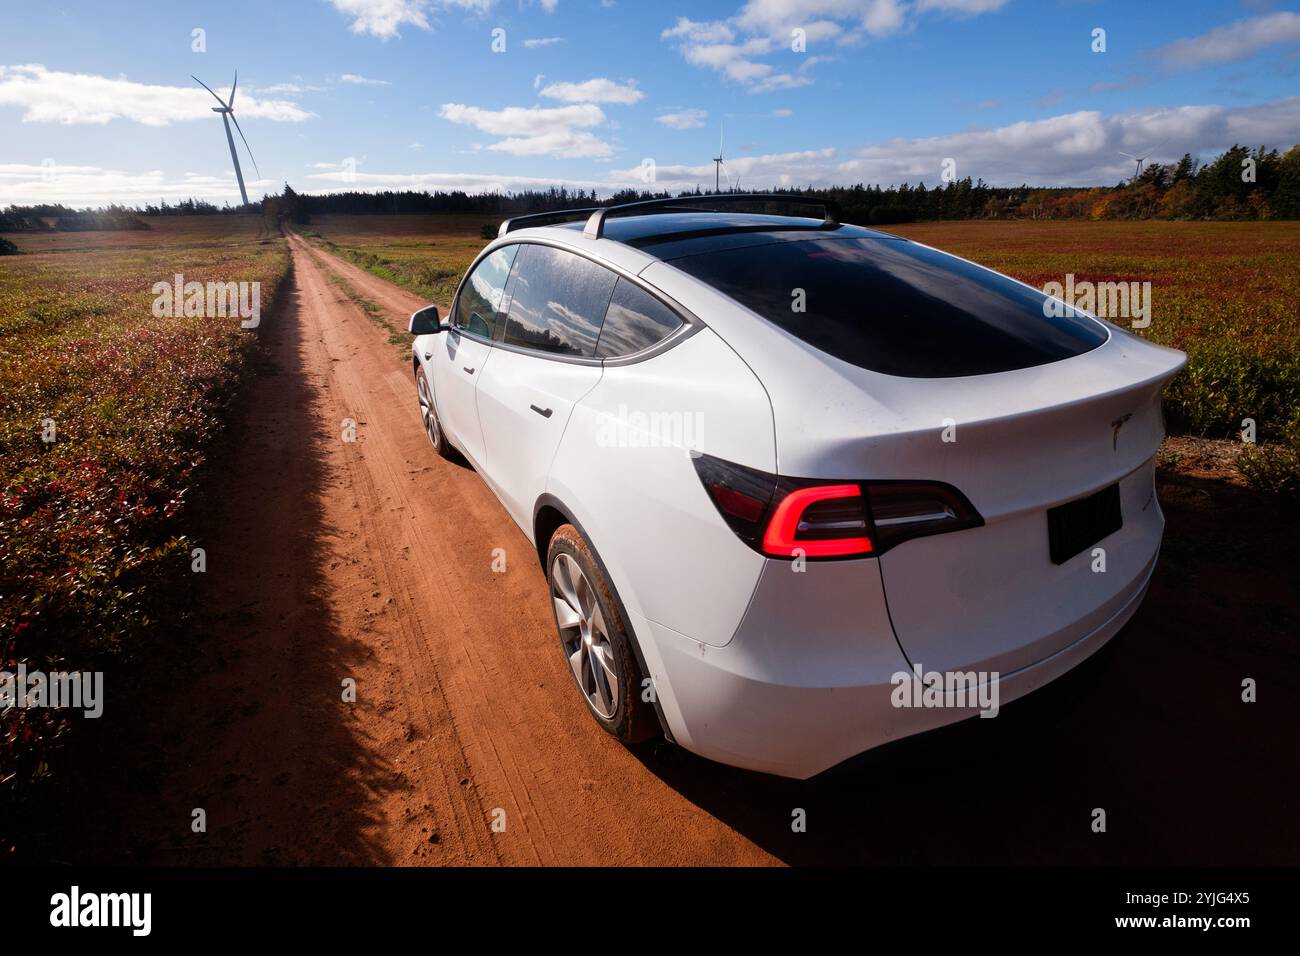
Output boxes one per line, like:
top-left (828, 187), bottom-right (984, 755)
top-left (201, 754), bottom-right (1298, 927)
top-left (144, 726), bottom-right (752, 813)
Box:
top-left (761, 485), bottom-right (874, 557)
top-left (691, 453), bottom-right (983, 560)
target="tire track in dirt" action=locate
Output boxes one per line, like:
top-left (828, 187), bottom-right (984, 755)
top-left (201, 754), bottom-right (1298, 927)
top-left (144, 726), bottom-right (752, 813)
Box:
top-left (284, 232), bottom-right (776, 865)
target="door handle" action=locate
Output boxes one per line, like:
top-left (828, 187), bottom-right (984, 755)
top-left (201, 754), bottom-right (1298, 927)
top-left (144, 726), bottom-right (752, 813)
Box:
top-left (462, 366), bottom-right (475, 375)
top-left (530, 404), bottom-right (553, 419)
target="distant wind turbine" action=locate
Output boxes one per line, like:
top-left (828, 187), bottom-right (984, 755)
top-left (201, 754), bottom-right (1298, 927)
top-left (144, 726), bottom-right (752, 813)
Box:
top-left (713, 123), bottom-right (725, 193)
top-left (192, 71), bottom-right (260, 206)
top-left (711, 123), bottom-right (741, 192)
top-left (1119, 142), bottom-right (1164, 180)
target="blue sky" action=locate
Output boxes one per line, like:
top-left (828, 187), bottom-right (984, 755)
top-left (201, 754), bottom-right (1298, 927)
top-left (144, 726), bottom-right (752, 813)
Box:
top-left (2, 0), bottom-right (1298, 206)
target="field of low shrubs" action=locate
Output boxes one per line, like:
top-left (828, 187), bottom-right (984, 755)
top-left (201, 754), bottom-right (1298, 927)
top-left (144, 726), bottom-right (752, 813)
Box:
top-left (297, 213), bottom-right (497, 304)
top-left (0, 216), bottom-right (290, 791)
top-left (887, 221), bottom-right (1300, 472)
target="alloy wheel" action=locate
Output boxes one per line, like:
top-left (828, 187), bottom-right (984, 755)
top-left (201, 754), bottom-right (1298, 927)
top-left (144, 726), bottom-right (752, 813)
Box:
top-left (550, 552), bottom-right (619, 720)
top-left (416, 372), bottom-right (440, 448)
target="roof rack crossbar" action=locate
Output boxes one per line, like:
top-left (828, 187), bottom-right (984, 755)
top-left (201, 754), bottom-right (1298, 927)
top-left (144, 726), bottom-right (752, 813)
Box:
top-left (498, 206), bottom-right (603, 238)
top-left (582, 193), bottom-right (840, 240)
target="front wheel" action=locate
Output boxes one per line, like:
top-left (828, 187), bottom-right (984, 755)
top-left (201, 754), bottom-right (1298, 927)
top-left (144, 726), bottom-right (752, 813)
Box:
top-left (547, 524), bottom-right (657, 744)
top-left (415, 366), bottom-right (455, 460)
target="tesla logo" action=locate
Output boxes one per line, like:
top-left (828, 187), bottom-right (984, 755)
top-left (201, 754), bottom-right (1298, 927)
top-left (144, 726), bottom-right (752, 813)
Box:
top-left (1111, 412), bottom-right (1133, 450)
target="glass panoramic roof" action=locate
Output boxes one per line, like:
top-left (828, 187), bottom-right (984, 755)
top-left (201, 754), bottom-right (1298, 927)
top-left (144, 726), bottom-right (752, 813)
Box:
top-left (553, 212), bottom-right (899, 259)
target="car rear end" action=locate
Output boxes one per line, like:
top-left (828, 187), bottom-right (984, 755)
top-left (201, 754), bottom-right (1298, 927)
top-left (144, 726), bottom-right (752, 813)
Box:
top-left (632, 223), bottom-right (1185, 778)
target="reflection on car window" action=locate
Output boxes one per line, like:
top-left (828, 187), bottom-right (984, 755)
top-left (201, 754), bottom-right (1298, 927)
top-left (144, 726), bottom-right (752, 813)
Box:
top-left (669, 237), bottom-right (1107, 378)
top-left (596, 279), bottom-right (683, 358)
top-left (455, 244), bottom-right (519, 339)
top-left (502, 245), bottom-right (616, 357)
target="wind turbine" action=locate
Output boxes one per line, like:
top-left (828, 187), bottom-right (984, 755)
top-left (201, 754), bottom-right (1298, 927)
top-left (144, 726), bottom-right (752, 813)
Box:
top-left (713, 123), bottom-right (725, 193)
top-left (1119, 141), bottom-right (1163, 180)
top-left (192, 71), bottom-right (260, 207)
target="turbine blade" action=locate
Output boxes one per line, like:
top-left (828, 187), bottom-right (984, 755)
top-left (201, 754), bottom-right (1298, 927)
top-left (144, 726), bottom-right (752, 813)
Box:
top-left (229, 112), bottom-right (260, 180)
top-left (1117, 151), bottom-right (1138, 160)
top-left (192, 74), bottom-right (228, 108)
top-left (229, 70), bottom-right (237, 109)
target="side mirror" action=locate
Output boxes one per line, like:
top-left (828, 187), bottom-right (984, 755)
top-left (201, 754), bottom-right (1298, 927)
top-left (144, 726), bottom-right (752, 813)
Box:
top-left (408, 305), bottom-right (443, 335)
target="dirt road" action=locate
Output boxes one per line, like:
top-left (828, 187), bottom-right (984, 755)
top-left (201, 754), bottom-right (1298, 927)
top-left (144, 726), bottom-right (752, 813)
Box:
top-left (56, 232), bottom-right (774, 865)
top-left (27, 231), bottom-right (1297, 867)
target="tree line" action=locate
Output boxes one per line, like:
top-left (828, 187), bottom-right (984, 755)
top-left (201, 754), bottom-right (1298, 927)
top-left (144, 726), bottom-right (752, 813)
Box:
top-left (4, 143), bottom-right (1297, 230)
top-left (247, 143), bottom-right (1300, 226)
top-left (0, 204), bottom-right (149, 232)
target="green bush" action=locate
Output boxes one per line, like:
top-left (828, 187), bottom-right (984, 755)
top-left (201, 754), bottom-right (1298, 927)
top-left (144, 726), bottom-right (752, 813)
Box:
top-left (1163, 339), bottom-right (1300, 440)
top-left (1236, 426), bottom-right (1300, 496)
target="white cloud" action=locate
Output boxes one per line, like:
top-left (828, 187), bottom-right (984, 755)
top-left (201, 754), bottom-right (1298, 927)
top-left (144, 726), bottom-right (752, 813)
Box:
top-left (438, 102), bottom-right (603, 136)
top-left (657, 108), bottom-right (708, 129)
top-left (0, 64), bottom-right (313, 125)
top-left (1, 160), bottom-right (611, 207)
top-left (0, 162), bottom-right (276, 206)
top-left (841, 97), bottom-right (1300, 186)
top-left (524, 36), bottom-right (566, 48)
top-left (662, 17), bottom-right (821, 93)
top-left (254, 81), bottom-right (325, 95)
top-left (538, 78), bottom-right (643, 104)
top-left (1155, 12), bottom-right (1300, 70)
top-left (609, 148), bottom-right (839, 190)
top-left (608, 97), bottom-right (1300, 190)
top-left (339, 73), bottom-right (391, 86)
top-left (664, 1), bottom-right (1006, 91)
top-left (304, 169), bottom-right (610, 194)
top-left (751, 72), bottom-right (813, 93)
top-left (485, 129), bottom-right (613, 157)
top-left (914, 0), bottom-right (1008, 14)
top-left (324, 0), bottom-right (492, 40)
top-left (735, 1), bottom-right (893, 39)
top-left (438, 102), bottom-right (613, 157)
top-left (662, 17), bottom-right (736, 44)
top-left (326, 0), bottom-right (430, 38)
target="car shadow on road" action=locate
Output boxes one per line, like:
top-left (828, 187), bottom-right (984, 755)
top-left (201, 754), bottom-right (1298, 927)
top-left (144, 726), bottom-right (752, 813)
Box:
top-left (26, 277), bottom-right (409, 865)
top-left (631, 470), bottom-right (1300, 866)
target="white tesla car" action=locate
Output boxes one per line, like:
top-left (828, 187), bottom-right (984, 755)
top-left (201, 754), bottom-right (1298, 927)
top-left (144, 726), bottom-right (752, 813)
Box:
top-left (408, 196), bottom-right (1186, 779)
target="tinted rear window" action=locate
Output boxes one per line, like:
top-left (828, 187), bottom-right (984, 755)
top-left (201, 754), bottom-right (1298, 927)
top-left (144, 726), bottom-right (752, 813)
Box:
top-left (669, 237), bottom-right (1107, 377)
top-left (502, 244), bottom-right (616, 357)
top-left (595, 279), bottom-right (683, 358)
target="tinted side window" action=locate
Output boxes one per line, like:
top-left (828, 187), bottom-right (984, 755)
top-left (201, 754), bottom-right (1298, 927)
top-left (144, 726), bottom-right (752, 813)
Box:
top-left (595, 279), bottom-right (684, 358)
top-left (502, 245), bottom-right (616, 357)
top-left (669, 237), bottom-right (1107, 378)
top-left (454, 244), bottom-right (519, 339)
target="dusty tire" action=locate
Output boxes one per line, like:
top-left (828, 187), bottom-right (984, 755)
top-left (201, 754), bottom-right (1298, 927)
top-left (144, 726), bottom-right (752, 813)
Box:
top-left (415, 366), bottom-right (456, 460)
top-left (547, 524), bottom-right (657, 744)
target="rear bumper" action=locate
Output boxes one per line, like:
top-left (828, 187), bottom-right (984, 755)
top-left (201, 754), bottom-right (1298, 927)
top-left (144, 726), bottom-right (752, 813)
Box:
top-left (637, 547), bottom-right (1158, 779)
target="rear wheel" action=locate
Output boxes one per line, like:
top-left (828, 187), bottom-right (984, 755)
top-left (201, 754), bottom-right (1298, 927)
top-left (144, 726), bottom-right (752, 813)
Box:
top-left (415, 366), bottom-right (455, 460)
top-left (547, 524), bottom-right (657, 744)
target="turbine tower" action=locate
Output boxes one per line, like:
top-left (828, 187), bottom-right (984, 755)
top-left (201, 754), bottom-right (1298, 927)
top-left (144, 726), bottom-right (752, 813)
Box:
top-left (192, 71), bottom-right (260, 207)
top-left (1119, 141), bottom-right (1164, 181)
top-left (713, 124), bottom-right (724, 193)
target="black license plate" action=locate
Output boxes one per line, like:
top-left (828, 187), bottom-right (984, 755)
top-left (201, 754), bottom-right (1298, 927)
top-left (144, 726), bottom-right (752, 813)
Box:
top-left (1047, 483), bottom-right (1122, 565)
